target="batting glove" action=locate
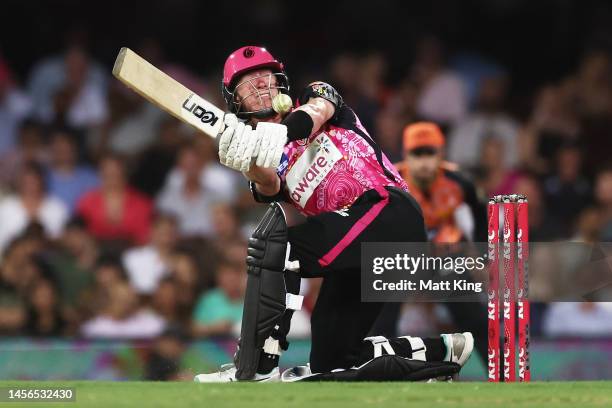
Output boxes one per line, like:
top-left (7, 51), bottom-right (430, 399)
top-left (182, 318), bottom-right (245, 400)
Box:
top-left (218, 114), bottom-right (258, 172)
top-left (254, 122), bottom-right (288, 169)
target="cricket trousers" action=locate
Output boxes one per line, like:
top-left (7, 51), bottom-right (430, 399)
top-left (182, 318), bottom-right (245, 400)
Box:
top-left (279, 186), bottom-right (427, 373)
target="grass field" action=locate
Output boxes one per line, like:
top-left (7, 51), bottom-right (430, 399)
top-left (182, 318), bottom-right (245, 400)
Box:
top-left (1, 381), bottom-right (612, 408)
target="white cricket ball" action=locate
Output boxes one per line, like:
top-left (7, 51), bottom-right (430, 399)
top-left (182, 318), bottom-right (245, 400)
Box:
top-left (272, 93), bottom-right (293, 114)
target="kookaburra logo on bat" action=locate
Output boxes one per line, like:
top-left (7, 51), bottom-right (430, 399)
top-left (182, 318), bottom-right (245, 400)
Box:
top-left (182, 95), bottom-right (220, 126)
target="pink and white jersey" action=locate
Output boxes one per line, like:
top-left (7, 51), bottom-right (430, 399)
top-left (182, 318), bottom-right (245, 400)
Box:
top-left (278, 109), bottom-right (408, 216)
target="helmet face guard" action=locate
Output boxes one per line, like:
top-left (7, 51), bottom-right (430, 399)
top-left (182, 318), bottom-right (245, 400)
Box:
top-left (227, 71), bottom-right (290, 119)
top-left (222, 46), bottom-right (290, 120)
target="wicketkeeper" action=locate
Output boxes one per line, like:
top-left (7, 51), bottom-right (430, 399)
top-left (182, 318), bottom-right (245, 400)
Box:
top-left (195, 46), bottom-right (473, 382)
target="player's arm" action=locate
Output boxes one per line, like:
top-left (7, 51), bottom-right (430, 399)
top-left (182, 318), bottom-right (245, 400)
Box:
top-left (282, 82), bottom-right (343, 142)
top-left (244, 166), bottom-right (282, 198)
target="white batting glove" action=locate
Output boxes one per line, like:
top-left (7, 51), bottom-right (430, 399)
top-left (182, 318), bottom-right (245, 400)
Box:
top-left (218, 113), bottom-right (239, 164)
top-left (254, 122), bottom-right (288, 169)
top-left (218, 114), bottom-right (258, 172)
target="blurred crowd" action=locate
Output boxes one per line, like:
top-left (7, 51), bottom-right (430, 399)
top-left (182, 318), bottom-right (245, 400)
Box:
top-left (1, 34), bottom-right (612, 352)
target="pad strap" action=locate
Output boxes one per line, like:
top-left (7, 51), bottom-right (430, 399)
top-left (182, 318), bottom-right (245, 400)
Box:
top-left (400, 336), bottom-right (427, 361)
top-left (364, 336), bottom-right (396, 358)
top-left (263, 337), bottom-right (283, 356)
top-left (285, 293), bottom-right (303, 311)
top-left (284, 242), bottom-right (300, 272)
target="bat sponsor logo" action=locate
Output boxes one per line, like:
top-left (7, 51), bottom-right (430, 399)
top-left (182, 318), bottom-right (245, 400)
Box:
top-left (182, 95), bottom-right (220, 127)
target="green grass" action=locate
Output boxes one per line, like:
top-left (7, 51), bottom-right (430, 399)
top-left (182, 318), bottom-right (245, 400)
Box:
top-left (0, 381), bottom-right (611, 408)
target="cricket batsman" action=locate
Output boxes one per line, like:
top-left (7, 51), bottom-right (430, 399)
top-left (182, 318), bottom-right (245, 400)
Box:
top-left (195, 46), bottom-right (473, 382)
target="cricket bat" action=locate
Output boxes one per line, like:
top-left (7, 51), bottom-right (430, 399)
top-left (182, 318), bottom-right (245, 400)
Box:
top-left (112, 47), bottom-right (225, 138)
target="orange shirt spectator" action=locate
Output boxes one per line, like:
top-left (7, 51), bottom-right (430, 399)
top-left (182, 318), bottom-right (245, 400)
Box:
top-left (398, 122), bottom-right (475, 243)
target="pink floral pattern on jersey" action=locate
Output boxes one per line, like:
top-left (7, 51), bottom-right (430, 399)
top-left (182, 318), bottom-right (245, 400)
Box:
top-left (282, 124), bottom-right (407, 216)
top-left (316, 161), bottom-right (364, 212)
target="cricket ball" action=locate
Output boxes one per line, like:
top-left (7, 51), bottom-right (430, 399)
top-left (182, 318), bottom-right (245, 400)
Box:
top-left (272, 93), bottom-right (293, 114)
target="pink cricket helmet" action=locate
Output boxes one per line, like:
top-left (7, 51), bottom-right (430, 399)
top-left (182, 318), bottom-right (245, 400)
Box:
top-left (221, 46), bottom-right (290, 119)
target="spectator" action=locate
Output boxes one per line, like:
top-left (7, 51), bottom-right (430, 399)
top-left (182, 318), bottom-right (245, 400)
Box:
top-left (122, 213), bottom-right (178, 295)
top-left (518, 84), bottom-right (580, 174)
top-left (411, 36), bottom-right (468, 126)
top-left (397, 304), bottom-right (452, 337)
top-left (594, 168), bottom-right (612, 241)
top-left (88, 80), bottom-right (162, 158)
top-left (574, 51), bottom-right (612, 119)
top-left (47, 217), bottom-right (97, 326)
top-left (0, 162), bottom-right (68, 252)
top-left (514, 174), bottom-right (561, 240)
top-left (151, 277), bottom-right (181, 326)
top-left (77, 256), bottom-right (128, 321)
top-left (132, 118), bottom-right (187, 197)
top-left (28, 45), bottom-right (107, 128)
top-left (0, 235), bottom-right (45, 292)
top-left (144, 326), bottom-right (189, 381)
top-left (162, 137), bottom-right (239, 203)
top-left (572, 207), bottom-right (602, 243)
top-left (447, 73), bottom-right (520, 171)
top-left (0, 58), bottom-right (32, 155)
top-left (0, 239), bottom-right (29, 335)
top-left (374, 109), bottom-right (404, 163)
top-left (157, 144), bottom-right (217, 237)
top-left (80, 281), bottom-right (165, 339)
top-left (396, 122), bottom-right (475, 242)
top-left (0, 229), bottom-right (53, 335)
top-left (169, 249), bottom-right (206, 315)
top-left (194, 136), bottom-right (239, 204)
top-left (328, 53), bottom-right (361, 110)
top-left (0, 284), bottom-right (25, 335)
top-left (24, 278), bottom-right (66, 337)
top-left (358, 52), bottom-right (391, 107)
top-left (46, 127), bottom-right (99, 211)
top-left (543, 302), bottom-right (612, 337)
top-left (0, 119), bottom-right (47, 191)
top-left (542, 144), bottom-right (592, 237)
top-left (192, 259), bottom-right (245, 338)
top-left (77, 154), bottom-right (152, 246)
top-left (211, 203), bottom-right (244, 248)
top-left (476, 136), bottom-right (522, 197)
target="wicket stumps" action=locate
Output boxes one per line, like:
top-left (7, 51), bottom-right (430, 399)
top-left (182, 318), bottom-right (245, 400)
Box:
top-left (487, 194), bottom-right (531, 382)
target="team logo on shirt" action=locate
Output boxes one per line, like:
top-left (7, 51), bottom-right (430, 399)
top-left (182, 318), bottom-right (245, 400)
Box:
top-left (286, 133), bottom-right (343, 208)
